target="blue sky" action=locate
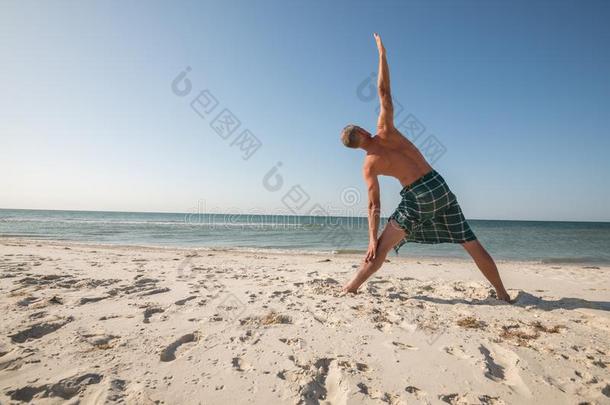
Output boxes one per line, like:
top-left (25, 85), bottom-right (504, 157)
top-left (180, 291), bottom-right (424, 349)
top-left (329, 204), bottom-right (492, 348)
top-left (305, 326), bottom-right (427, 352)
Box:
top-left (1, 0), bottom-right (609, 221)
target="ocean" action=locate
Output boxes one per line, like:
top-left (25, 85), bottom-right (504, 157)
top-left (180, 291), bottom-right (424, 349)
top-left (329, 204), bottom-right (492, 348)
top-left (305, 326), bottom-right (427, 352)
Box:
top-left (1, 209), bottom-right (609, 264)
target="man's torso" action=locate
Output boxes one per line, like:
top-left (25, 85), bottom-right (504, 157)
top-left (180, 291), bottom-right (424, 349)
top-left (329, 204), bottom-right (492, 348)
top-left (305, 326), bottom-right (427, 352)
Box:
top-left (364, 127), bottom-right (433, 187)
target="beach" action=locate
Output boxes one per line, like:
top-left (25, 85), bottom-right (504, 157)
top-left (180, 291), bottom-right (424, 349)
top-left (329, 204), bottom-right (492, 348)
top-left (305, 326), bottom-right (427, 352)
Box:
top-left (0, 238), bottom-right (609, 404)
top-left (3, 0), bottom-right (610, 403)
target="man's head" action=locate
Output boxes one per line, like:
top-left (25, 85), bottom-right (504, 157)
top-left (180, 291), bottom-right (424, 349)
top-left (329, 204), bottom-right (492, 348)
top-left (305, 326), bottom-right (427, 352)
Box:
top-left (340, 125), bottom-right (371, 149)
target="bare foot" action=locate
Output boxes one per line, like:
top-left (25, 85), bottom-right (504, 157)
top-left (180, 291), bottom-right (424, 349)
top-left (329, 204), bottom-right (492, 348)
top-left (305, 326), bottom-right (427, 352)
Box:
top-left (497, 290), bottom-right (511, 303)
top-left (342, 284), bottom-right (358, 294)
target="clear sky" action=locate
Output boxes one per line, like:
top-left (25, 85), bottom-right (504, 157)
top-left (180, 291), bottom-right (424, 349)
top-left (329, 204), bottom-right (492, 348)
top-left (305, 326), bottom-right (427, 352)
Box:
top-left (1, 0), bottom-right (609, 221)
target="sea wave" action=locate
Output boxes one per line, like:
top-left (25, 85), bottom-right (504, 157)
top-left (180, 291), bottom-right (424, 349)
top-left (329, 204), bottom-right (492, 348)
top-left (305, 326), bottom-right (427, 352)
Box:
top-left (0, 217), bottom-right (345, 229)
top-left (540, 256), bottom-right (609, 265)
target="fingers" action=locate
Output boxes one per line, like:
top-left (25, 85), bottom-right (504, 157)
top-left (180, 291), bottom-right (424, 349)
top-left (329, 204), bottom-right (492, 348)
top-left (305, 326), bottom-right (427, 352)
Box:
top-left (373, 33), bottom-right (384, 53)
top-left (364, 249), bottom-right (376, 263)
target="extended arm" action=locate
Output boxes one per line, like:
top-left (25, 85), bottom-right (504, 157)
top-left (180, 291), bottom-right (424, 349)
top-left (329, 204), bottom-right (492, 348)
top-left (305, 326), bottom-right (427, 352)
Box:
top-left (374, 33), bottom-right (394, 131)
top-left (363, 165), bottom-right (381, 262)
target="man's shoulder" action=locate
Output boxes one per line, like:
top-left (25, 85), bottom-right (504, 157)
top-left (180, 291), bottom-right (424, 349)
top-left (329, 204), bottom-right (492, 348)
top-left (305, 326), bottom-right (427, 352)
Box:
top-left (362, 156), bottom-right (377, 173)
top-left (363, 151), bottom-right (382, 163)
top-left (363, 154), bottom-right (384, 176)
top-left (376, 124), bottom-right (404, 139)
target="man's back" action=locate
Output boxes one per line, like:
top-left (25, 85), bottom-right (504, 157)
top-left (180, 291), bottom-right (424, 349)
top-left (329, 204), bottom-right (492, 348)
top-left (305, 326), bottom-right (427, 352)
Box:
top-left (364, 128), bottom-right (433, 187)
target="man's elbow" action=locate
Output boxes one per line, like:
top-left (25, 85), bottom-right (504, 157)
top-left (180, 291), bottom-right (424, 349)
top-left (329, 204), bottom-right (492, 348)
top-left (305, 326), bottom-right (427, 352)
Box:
top-left (378, 89), bottom-right (393, 109)
top-left (378, 86), bottom-right (389, 98)
top-left (368, 201), bottom-right (381, 212)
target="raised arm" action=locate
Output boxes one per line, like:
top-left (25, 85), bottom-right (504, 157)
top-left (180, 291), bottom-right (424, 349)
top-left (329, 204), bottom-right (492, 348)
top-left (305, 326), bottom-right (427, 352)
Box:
top-left (374, 33), bottom-right (394, 132)
top-left (363, 164), bottom-right (381, 262)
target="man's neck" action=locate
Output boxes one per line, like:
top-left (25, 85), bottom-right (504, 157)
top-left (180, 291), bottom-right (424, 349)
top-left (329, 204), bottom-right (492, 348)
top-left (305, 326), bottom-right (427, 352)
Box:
top-left (360, 137), bottom-right (374, 152)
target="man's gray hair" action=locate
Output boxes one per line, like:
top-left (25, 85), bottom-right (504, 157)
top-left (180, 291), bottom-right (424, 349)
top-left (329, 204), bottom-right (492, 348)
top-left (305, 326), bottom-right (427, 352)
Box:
top-left (340, 125), bottom-right (360, 148)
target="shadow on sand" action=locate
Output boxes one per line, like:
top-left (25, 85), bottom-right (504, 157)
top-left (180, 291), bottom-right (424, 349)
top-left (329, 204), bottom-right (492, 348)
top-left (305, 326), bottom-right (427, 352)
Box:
top-left (410, 291), bottom-right (610, 312)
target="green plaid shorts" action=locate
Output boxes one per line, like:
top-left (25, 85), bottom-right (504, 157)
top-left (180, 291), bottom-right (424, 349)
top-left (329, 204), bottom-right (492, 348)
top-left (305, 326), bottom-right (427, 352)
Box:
top-left (389, 170), bottom-right (477, 252)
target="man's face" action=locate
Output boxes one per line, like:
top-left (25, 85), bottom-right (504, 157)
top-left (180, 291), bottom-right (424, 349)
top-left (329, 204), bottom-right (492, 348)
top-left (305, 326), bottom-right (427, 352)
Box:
top-left (355, 127), bottom-right (372, 144)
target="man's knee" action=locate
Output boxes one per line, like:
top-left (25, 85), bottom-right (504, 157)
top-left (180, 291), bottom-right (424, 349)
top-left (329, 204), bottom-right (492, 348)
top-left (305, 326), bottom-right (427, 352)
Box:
top-left (375, 244), bottom-right (391, 262)
top-left (462, 239), bottom-right (492, 259)
top-left (462, 239), bottom-right (481, 251)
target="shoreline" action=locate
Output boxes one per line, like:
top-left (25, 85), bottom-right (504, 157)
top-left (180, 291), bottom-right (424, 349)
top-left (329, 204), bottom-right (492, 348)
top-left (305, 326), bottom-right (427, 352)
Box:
top-left (2, 236), bottom-right (607, 267)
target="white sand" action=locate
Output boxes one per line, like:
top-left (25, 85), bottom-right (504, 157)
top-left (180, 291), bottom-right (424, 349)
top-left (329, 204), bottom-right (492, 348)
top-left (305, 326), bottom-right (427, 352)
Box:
top-left (0, 238), bottom-right (609, 404)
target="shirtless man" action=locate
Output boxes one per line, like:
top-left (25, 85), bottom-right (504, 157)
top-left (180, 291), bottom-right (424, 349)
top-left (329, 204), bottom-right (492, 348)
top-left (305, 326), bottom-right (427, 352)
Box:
top-left (341, 33), bottom-right (510, 302)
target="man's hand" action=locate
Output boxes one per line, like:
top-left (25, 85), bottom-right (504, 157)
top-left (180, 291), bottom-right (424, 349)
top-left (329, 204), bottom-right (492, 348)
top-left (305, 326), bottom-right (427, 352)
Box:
top-left (374, 33), bottom-right (385, 54)
top-left (365, 238), bottom-right (378, 263)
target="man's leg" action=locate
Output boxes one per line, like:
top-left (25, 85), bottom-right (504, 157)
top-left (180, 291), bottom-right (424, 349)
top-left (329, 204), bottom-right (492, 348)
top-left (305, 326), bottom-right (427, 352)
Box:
top-left (462, 240), bottom-right (510, 302)
top-left (343, 220), bottom-right (406, 293)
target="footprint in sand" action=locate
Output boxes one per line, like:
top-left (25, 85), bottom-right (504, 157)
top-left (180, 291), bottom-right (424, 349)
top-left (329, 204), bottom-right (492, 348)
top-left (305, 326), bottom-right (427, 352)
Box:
top-left (6, 373), bottom-right (103, 402)
top-left (111, 277), bottom-right (170, 297)
top-left (105, 378), bottom-right (127, 403)
top-left (143, 306), bottom-right (164, 324)
top-left (439, 392), bottom-right (504, 404)
top-left (323, 360), bottom-right (353, 404)
top-left (279, 337), bottom-right (305, 349)
top-left (16, 295), bottom-right (42, 307)
top-left (387, 291), bottom-right (409, 301)
top-left (479, 345), bottom-right (505, 381)
top-left (80, 333), bottom-right (120, 349)
top-left (283, 357), bottom-right (380, 404)
top-left (79, 295), bottom-right (111, 305)
top-left (479, 343), bottom-right (531, 397)
top-left (391, 341), bottom-right (419, 351)
top-left (231, 356), bottom-right (253, 372)
top-left (287, 358), bottom-right (351, 405)
top-left (174, 295), bottom-right (197, 306)
top-left (9, 316), bottom-right (74, 343)
top-left (159, 332), bottom-right (199, 362)
top-left (405, 385), bottom-right (427, 401)
top-left (356, 382), bottom-right (400, 404)
top-left (0, 348), bottom-right (36, 371)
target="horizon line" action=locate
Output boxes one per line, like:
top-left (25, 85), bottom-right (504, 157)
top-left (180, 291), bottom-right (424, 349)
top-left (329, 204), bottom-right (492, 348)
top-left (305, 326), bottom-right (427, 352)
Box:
top-left (0, 207), bottom-right (608, 224)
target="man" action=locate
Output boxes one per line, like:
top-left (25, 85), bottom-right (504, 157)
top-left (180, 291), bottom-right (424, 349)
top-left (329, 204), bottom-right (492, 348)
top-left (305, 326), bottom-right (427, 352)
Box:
top-left (341, 33), bottom-right (510, 302)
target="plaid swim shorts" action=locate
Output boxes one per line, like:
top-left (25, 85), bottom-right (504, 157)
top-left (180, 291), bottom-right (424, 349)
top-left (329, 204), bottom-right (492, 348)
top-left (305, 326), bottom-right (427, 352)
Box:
top-left (389, 170), bottom-right (477, 252)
